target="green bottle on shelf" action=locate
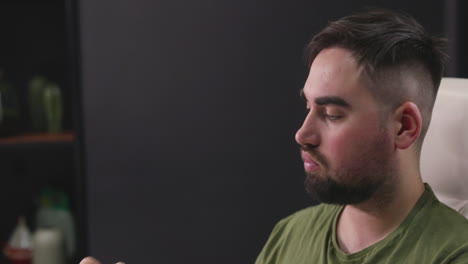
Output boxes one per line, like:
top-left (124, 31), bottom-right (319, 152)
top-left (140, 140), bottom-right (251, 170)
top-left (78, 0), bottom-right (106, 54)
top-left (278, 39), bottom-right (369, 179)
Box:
top-left (28, 75), bottom-right (47, 132)
top-left (36, 188), bottom-right (76, 260)
top-left (43, 82), bottom-right (63, 134)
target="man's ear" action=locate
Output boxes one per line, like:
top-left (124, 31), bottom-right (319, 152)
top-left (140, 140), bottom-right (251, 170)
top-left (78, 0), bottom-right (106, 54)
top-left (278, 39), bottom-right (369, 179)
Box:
top-left (393, 102), bottom-right (422, 150)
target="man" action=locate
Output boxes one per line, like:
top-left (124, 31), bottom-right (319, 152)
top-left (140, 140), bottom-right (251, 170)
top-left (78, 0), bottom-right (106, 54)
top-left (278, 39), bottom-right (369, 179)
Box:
top-left (255, 9), bottom-right (468, 264)
top-left (80, 9), bottom-right (467, 264)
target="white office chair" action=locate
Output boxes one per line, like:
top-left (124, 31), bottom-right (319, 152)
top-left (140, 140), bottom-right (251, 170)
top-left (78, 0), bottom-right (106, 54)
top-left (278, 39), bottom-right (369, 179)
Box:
top-left (421, 77), bottom-right (468, 218)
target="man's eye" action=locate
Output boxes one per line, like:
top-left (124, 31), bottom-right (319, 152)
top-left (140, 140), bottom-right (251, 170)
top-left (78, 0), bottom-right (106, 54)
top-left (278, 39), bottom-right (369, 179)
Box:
top-left (324, 114), bottom-right (342, 121)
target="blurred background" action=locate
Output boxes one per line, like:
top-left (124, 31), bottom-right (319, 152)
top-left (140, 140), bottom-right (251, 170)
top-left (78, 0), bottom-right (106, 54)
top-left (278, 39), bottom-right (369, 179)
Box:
top-left (0, 0), bottom-right (466, 263)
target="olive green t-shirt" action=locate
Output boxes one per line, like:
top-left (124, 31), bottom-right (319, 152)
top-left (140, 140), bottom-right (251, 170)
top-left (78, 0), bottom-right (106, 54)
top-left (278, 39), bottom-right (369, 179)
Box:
top-left (256, 185), bottom-right (468, 264)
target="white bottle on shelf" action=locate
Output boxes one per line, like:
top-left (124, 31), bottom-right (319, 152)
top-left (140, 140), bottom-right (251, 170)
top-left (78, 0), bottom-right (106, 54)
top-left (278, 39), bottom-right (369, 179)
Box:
top-left (32, 228), bottom-right (65, 264)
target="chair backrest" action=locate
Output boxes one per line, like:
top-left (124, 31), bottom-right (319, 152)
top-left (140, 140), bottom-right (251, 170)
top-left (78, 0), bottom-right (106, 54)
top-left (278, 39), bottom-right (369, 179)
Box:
top-left (421, 77), bottom-right (468, 218)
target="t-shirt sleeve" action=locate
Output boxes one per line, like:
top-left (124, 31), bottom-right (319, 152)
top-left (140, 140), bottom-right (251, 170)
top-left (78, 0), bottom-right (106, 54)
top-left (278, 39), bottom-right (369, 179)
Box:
top-left (255, 215), bottom-right (294, 264)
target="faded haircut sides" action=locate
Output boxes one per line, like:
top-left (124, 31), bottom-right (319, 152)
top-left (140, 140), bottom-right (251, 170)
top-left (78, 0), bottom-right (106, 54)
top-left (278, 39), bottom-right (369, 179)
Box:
top-left (305, 8), bottom-right (447, 152)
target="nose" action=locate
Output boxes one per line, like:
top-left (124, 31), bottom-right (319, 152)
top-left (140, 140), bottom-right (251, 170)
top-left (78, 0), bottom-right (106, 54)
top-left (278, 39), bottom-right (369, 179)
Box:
top-left (295, 111), bottom-right (320, 147)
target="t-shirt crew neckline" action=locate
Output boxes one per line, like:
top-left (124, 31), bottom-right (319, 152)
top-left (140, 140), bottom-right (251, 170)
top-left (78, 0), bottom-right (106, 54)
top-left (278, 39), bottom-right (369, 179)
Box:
top-left (330, 184), bottom-right (435, 261)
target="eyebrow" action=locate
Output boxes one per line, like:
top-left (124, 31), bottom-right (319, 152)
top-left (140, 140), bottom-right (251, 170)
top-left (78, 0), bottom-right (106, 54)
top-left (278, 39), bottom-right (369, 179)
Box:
top-left (315, 96), bottom-right (351, 108)
top-left (299, 89), bottom-right (351, 108)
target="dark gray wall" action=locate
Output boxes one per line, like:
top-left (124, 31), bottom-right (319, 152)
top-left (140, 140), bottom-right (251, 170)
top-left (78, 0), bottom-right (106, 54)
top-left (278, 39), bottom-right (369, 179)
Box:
top-left (452, 0), bottom-right (468, 77)
top-left (79, 1), bottom-right (444, 263)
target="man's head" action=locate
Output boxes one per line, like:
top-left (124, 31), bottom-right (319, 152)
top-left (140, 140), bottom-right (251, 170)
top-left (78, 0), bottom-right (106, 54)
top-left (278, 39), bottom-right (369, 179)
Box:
top-left (296, 9), bottom-right (446, 204)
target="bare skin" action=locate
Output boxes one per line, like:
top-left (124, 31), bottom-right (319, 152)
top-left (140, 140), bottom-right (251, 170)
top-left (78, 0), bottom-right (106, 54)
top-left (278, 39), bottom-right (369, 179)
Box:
top-left (80, 257), bottom-right (101, 264)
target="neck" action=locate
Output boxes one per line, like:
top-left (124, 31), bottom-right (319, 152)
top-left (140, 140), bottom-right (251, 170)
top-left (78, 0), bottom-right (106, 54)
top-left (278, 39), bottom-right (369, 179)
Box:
top-left (336, 169), bottom-right (425, 254)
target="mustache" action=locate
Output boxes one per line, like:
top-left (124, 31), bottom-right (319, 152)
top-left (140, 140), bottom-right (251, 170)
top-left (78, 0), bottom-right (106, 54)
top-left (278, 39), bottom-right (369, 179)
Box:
top-left (300, 145), bottom-right (328, 167)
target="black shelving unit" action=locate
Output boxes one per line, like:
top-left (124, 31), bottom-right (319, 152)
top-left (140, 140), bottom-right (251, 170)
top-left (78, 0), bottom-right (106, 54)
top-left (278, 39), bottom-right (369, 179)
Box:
top-left (0, 0), bottom-right (85, 262)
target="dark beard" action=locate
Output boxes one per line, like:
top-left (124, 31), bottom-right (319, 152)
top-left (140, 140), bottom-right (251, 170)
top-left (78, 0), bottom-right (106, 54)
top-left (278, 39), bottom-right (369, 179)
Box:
top-left (305, 172), bottom-right (380, 204)
top-left (301, 126), bottom-right (395, 205)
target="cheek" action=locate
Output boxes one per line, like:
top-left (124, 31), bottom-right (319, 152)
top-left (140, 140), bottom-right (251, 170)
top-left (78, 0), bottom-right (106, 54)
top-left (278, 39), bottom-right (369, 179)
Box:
top-left (325, 122), bottom-right (385, 165)
top-left (327, 129), bottom-right (366, 163)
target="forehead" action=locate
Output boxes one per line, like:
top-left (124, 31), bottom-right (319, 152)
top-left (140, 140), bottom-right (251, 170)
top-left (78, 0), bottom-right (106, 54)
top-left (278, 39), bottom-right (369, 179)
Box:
top-left (303, 47), bottom-right (373, 104)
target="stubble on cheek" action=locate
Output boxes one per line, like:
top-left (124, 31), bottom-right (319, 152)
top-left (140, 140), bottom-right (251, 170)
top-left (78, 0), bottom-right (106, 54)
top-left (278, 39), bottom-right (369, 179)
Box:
top-left (325, 122), bottom-right (393, 184)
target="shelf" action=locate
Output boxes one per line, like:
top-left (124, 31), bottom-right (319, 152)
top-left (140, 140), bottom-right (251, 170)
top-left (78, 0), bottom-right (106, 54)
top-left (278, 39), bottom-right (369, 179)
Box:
top-left (0, 132), bottom-right (74, 145)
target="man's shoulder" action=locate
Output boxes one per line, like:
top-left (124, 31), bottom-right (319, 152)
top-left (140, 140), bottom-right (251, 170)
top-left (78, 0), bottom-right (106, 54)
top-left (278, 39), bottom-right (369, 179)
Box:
top-left (432, 200), bottom-right (468, 223)
top-left (292, 203), bottom-right (341, 219)
top-left (407, 196), bottom-right (468, 262)
top-left (275, 203), bottom-right (342, 232)
top-left (420, 198), bottom-right (468, 241)
top-left (424, 197), bottom-right (468, 227)
top-left (255, 204), bottom-right (340, 264)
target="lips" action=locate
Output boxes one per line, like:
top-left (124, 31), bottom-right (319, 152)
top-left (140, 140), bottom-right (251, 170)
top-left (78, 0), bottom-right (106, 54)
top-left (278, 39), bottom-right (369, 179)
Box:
top-left (301, 152), bottom-right (320, 172)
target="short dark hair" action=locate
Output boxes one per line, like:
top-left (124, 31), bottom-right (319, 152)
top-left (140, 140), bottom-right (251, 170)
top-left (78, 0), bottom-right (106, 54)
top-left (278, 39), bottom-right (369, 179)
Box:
top-left (305, 8), bottom-right (447, 150)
